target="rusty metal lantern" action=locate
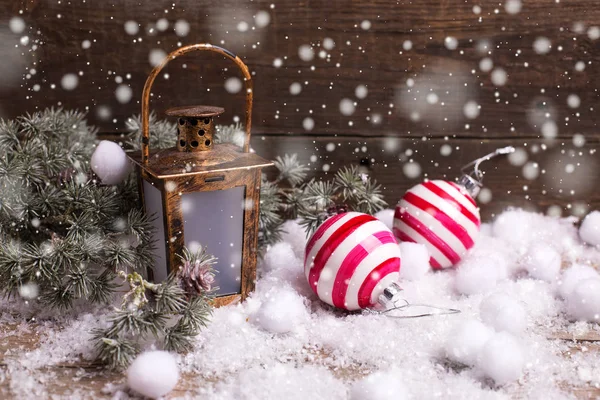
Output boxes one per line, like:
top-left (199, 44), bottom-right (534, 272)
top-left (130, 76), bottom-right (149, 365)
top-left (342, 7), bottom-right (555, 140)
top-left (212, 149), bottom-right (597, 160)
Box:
top-left (128, 44), bottom-right (273, 307)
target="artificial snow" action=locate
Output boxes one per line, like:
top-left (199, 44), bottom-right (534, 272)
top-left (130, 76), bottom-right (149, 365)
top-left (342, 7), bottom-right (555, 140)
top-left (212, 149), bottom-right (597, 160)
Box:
top-left (90, 140), bottom-right (132, 185)
top-left (579, 211), bottom-right (600, 246)
top-left (3, 208), bottom-right (600, 399)
top-left (521, 242), bottom-right (562, 282)
top-left (556, 264), bottom-right (599, 299)
top-left (374, 208), bottom-right (395, 231)
top-left (350, 370), bottom-right (409, 400)
top-left (251, 286), bottom-right (310, 334)
top-left (476, 332), bottom-right (524, 385)
top-left (479, 292), bottom-right (527, 335)
top-left (566, 278), bottom-right (600, 322)
top-left (398, 241), bottom-right (430, 281)
top-left (444, 319), bottom-right (494, 366)
top-left (127, 351), bottom-right (179, 399)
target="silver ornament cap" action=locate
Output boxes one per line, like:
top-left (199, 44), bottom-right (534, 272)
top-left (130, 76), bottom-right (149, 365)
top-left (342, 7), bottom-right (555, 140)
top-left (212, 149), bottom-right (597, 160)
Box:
top-left (457, 174), bottom-right (482, 198)
top-left (378, 282), bottom-right (403, 309)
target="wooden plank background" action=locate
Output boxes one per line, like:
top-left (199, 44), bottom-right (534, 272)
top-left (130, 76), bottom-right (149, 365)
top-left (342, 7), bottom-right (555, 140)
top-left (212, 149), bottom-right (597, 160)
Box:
top-left (0, 0), bottom-right (598, 218)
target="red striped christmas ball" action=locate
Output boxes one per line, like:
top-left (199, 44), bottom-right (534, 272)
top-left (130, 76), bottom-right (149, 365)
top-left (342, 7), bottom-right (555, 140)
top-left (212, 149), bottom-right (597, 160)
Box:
top-left (393, 180), bottom-right (481, 270)
top-left (304, 212), bottom-right (401, 311)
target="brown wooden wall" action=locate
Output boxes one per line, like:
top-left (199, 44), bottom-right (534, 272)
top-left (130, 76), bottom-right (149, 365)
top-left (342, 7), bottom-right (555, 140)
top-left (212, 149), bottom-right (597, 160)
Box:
top-left (1, 0), bottom-right (599, 219)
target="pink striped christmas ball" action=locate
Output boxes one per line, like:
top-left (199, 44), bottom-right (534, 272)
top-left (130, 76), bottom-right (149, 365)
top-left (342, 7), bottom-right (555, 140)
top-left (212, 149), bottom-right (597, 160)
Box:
top-left (304, 212), bottom-right (401, 311)
top-left (393, 180), bottom-right (481, 270)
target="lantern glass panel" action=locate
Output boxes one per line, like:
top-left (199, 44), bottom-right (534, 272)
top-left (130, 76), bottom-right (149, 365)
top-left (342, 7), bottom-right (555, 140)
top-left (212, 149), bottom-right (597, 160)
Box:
top-left (143, 181), bottom-right (169, 282)
top-left (181, 186), bottom-right (245, 296)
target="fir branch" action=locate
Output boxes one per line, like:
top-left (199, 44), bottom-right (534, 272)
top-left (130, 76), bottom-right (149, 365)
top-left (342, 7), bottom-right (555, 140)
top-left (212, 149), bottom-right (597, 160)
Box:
top-left (214, 122), bottom-right (245, 148)
top-left (273, 153), bottom-right (309, 187)
top-left (93, 335), bottom-right (139, 371)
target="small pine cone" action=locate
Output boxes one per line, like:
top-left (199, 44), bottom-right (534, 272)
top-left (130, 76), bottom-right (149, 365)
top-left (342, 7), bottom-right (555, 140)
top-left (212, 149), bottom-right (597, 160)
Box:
top-left (178, 260), bottom-right (215, 296)
top-left (327, 203), bottom-right (349, 216)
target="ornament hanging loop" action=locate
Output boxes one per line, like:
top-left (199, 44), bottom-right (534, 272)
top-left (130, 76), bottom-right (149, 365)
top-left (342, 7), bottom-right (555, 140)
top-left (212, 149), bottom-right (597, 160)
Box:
top-left (458, 146), bottom-right (515, 198)
top-left (367, 283), bottom-right (461, 319)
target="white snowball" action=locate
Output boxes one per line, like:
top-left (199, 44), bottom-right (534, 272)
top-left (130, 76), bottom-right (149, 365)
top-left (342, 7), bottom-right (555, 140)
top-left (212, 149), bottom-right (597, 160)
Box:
top-left (61, 74), bottom-right (79, 91)
top-left (444, 319), bottom-right (494, 366)
top-left (115, 84), bottom-right (132, 104)
top-left (174, 19), bottom-right (190, 37)
top-left (302, 117), bottom-right (314, 131)
top-left (156, 18), bottom-right (169, 31)
top-left (402, 40), bottom-right (413, 51)
top-left (252, 287), bottom-right (309, 334)
top-left (557, 264), bottom-right (600, 299)
top-left (479, 57), bottom-right (493, 72)
top-left (480, 293), bottom-right (527, 335)
top-left (476, 332), bottom-right (524, 385)
top-left (90, 140), bottom-right (132, 185)
top-left (262, 242), bottom-right (298, 273)
top-left (533, 37), bottom-right (552, 55)
top-left (124, 20), bottom-right (139, 35)
top-left (339, 98), bottom-right (356, 116)
top-left (374, 209), bottom-right (394, 231)
top-left (280, 220), bottom-right (308, 259)
top-left (224, 77), bottom-right (242, 94)
top-left (255, 11), bottom-right (271, 28)
top-left (455, 258), bottom-right (506, 296)
top-left (298, 44), bottom-right (315, 61)
top-left (9, 17), bottom-right (26, 34)
top-left (149, 49), bottom-right (167, 67)
top-left (566, 278), bottom-right (600, 321)
top-left (521, 243), bottom-right (561, 282)
top-left (398, 242), bottom-right (430, 281)
top-left (579, 211), bottom-right (600, 246)
top-left (402, 162), bottom-right (421, 179)
top-left (127, 351), bottom-right (179, 399)
top-left (289, 82), bottom-right (302, 95)
top-left (444, 36), bottom-right (458, 50)
top-left (541, 120), bottom-right (558, 139)
top-left (567, 94), bottom-right (581, 109)
top-left (588, 26), bottom-right (600, 40)
top-left (463, 101), bottom-right (480, 119)
top-left (355, 84), bottom-right (368, 99)
top-left (505, 0), bottom-right (522, 14)
top-left (350, 370), bottom-right (409, 400)
top-left (491, 68), bottom-right (507, 86)
top-left (323, 37), bottom-right (335, 50)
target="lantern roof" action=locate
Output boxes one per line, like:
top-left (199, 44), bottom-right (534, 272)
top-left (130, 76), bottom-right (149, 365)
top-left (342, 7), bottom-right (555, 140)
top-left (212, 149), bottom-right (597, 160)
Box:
top-left (128, 143), bottom-right (272, 179)
top-left (165, 105), bottom-right (225, 118)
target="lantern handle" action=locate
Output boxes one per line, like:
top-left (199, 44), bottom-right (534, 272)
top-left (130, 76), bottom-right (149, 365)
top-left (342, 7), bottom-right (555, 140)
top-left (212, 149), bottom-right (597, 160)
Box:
top-left (140, 43), bottom-right (253, 163)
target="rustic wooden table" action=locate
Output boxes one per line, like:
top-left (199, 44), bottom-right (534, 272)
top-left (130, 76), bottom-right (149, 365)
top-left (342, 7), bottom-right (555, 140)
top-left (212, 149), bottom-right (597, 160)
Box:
top-left (1, 323), bottom-right (599, 399)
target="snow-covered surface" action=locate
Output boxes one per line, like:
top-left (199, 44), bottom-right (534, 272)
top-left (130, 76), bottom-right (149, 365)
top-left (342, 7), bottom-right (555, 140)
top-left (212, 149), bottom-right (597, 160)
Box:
top-left (2, 209), bottom-right (600, 399)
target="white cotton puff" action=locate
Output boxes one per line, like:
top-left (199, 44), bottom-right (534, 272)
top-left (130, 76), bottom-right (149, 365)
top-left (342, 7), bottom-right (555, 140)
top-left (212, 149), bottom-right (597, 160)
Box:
top-left (492, 209), bottom-right (533, 249)
top-left (476, 332), bottom-right (524, 385)
top-left (350, 370), bottom-right (409, 400)
top-left (556, 264), bottom-right (599, 299)
top-left (444, 319), bottom-right (494, 366)
top-left (521, 242), bottom-right (562, 282)
top-left (374, 209), bottom-right (395, 231)
top-left (579, 211), bottom-right (600, 246)
top-left (90, 140), bottom-right (131, 185)
top-left (127, 350), bottom-right (179, 399)
top-left (566, 278), bottom-right (600, 322)
top-left (454, 256), bottom-right (506, 296)
top-left (261, 242), bottom-right (298, 273)
top-left (479, 292), bottom-right (527, 335)
top-left (280, 219), bottom-right (308, 259)
top-left (398, 242), bottom-right (430, 281)
top-left (252, 287), bottom-right (309, 334)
